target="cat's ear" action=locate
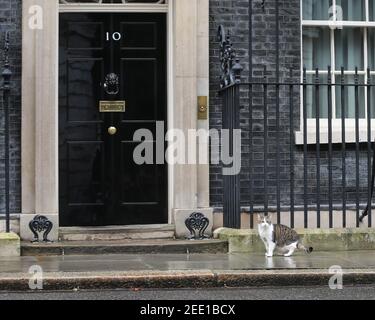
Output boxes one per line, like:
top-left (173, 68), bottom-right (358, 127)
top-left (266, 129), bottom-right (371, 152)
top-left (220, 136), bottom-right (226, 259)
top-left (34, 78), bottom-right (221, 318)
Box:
top-left (256, 214), bottom-right (263, 222)
top-left (265, 213), bottom-right (273, 223)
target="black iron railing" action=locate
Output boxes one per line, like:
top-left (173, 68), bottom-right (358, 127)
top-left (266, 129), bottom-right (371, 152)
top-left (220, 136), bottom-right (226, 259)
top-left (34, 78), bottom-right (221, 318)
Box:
top-left (1, 31), bottom-right (11, 233)
top-left (219, 0), bottom-right (375, 229)
top-left (220, 65), bottom-right (375, 229)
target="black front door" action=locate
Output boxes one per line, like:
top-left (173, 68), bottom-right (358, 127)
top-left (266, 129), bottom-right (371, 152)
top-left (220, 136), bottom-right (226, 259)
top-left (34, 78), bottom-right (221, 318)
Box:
top-left (59, 13), bottom-right (167, 226)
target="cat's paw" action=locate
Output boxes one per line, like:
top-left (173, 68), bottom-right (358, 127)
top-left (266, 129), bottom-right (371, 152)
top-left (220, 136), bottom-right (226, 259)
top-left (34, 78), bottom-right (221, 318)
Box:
top-left (284, 253), bottom-right (293, 257)
top-left (266, 254), bottom-right (273, 258)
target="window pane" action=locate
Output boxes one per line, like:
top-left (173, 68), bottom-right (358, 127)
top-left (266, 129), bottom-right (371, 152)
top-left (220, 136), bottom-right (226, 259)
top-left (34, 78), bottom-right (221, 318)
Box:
top-left (370, 75), bottom-right (375, 118)
top-left (303, 0), bottom-right (332, 20)
top-left (336, 0), bottom-right (365, 21)
top-left (303, 27), bottom-right (331, 70)
top-left (335, 75), bottom-right (365, 118)
top-left (368, 28), bottom-right (375, 70)
top-left (335, 28), bottom-right (364, 70)
top-left (370, 0), bottom-right (375, 21)
top-left (306, 74), bottom-right (329, 119)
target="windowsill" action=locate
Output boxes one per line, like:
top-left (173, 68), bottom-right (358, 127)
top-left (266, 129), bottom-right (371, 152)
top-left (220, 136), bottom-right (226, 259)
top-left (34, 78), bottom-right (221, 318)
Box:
top-left (295, 120), bottom-right (375, 145)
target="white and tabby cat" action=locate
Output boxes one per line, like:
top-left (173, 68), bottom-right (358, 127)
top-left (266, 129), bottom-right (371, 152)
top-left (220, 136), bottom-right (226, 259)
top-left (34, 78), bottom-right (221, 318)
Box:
top-left (257, 214), bottom-right (313, 257)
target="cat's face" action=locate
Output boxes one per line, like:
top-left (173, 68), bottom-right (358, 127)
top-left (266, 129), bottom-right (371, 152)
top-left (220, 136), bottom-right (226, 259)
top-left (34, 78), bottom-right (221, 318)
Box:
top-left (257, 214), bottom-right (272, 227)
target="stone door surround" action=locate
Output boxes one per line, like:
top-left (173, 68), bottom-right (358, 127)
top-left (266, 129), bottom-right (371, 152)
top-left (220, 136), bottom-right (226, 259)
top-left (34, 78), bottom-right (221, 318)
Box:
top-left (21, 0), bottom-right (211, 240)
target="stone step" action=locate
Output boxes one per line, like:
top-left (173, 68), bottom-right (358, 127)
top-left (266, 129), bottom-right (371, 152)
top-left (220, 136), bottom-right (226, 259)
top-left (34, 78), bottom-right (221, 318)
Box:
top-left (21, 239), bottom-right (228, 256)
top-left (58, 224), bottom-right (176, 241)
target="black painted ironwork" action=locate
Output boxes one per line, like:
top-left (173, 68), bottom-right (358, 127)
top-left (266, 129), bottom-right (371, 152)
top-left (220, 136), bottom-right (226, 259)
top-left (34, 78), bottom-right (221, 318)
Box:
top-left (261, 0), bottom-right (265, 12)
top-left (185, 212), bottom-right (210, 240)
top-left (355, 68), bottom-right (361, 227)
top-left (217, 25), bottom-right (243, 89)
top-left (275, 0), bottom-right (280, 224)
top-left (218, 0), bottom-right (375, 229)
top-left (328, 66), bottom-right (333, 228)
top-left (1, 31), bottom-right (11, 233)
top-left (220, 66), bottom-right (375, 229)
top-left (302, 68), bottom-right (308, 228)
top-left (104, 73), bottom-right (120, 95)
top-left (315, 69), bottom-right (321, 228)
top-left (248, 0), bottom-right (254, 229)
top-left (29, 215), bottom-right (53, 243)
top-left (360, 68), bottom-right (374, 223)
top-left (340, 67), bottom-right (347, 227)
top-left (218, 24), bottom-right (243, 229)
top-left (360, 142), bottom-right (375, 223)
top-left (263, 67), bottom-right (268, 217)
top-left (217, 24), bottom-right (243, 228)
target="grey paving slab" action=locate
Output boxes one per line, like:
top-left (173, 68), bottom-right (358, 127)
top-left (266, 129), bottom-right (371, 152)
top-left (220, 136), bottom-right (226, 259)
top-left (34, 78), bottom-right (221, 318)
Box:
top-left (140, 254), bottom-right (245, 271)
top-left (53, 261), bottom-right (152, 273)
top-left (0, 251), bottom-right (374, 274)
top-left (237, 254), bottom-right (365, 270)
top-left (333, 252), bottom-right (375, 268)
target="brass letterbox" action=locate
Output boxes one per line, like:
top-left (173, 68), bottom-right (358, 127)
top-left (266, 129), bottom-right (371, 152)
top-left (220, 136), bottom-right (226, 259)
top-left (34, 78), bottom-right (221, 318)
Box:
top-left (99, 101), bottom-right (126, 113)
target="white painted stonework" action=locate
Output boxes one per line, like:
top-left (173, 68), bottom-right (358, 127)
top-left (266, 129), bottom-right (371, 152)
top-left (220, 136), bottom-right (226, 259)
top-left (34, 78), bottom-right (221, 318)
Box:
top-left (20, 214), bottom-right (59, 242)
top-left (21, 0), bottom-right (212, 240)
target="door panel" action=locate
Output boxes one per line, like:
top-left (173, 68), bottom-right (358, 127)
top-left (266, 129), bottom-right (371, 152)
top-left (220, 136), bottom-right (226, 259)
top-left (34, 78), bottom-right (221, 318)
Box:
top-left (120, 59), bottom-right (157, 120)
top-left (66, 59), bottom-right (103, 122)
top-left (59, 13), bottom-right (167, 227)
top-left (120, 22), bottom-right (157, 49)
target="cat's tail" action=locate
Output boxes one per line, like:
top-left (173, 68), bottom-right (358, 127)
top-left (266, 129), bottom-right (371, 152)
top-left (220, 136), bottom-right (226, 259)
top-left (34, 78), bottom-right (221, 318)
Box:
top-left (297, 243), bottom-right (313, 254)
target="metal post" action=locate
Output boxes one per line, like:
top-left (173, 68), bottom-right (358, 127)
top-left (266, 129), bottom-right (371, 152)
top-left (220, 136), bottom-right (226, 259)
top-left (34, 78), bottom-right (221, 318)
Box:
top-left (275, 0), bottom-right (281, 223)
top-left (2, 31), bottom-right (11, 233)
top-left (248, 0), bottom-right (254, 228)
top-left (302, 67), bottom-right (308, 228)
top-left (218, 26), bottom-right (243, 228)
top-left (315, 68), bottom-right (321, 228)
top-left (340, 67), bottom-right (347, 227)
top-left (354, 67), bottom-right (360, 227)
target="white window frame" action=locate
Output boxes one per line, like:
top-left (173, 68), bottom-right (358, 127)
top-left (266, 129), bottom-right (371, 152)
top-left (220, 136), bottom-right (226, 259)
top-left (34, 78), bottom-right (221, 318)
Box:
top-left (296, 0), bottom-right (375, 144)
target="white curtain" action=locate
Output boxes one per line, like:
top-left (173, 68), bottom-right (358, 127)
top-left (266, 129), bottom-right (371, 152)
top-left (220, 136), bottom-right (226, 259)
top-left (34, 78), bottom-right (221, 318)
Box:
top-left (303, 0), bottom-right (331, 20)
top-left (335, 28), bottom-right (364, 70)
top-left (303, 27), bottom-right (331, 70)
top-left (336, 0), bottom-right (365, 21)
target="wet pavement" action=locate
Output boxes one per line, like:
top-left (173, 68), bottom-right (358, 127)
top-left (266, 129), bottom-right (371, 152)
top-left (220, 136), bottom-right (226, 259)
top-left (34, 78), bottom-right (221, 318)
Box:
top-left (0, 251), bottom-right (374, 273)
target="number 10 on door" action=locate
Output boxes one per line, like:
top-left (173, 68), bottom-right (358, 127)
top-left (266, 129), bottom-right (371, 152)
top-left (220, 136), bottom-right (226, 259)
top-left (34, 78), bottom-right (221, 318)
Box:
top-left (106, 32), bottom-right (122, 41)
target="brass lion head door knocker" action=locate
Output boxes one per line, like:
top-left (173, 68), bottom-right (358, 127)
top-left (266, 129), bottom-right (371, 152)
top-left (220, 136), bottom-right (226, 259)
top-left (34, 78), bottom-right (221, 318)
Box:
top-left (103, 73), bottom-right (120, 95)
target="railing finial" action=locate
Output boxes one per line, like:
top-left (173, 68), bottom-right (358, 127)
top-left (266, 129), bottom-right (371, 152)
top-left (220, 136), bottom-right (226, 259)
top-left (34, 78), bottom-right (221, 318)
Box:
top-left (4, 31), bottom-right (9, 66)
top-left (2, 31), bottom-right (12, 91)
top-left (217, 24), bottom-right (243, 88)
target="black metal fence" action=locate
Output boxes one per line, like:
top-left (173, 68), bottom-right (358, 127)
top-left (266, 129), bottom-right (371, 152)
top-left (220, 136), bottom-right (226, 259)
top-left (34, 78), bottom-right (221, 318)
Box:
top-left (220, 65), bottom-right (375, 229)
top-left (219, 0), bottom-right (375, 230)
top-left (1, 31), bottom-right (11, 233)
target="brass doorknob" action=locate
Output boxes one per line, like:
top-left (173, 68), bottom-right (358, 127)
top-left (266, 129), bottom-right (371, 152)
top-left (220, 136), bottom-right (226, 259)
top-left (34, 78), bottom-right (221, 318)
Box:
top-left (108, 126), bottom-right (117, 135)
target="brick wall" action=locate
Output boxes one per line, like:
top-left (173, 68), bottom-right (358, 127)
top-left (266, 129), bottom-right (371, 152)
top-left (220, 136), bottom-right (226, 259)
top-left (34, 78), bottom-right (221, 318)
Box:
top-left (209, 0), bottom-right (251, 206)
top-left (0, 0), bottom-right (21, 214)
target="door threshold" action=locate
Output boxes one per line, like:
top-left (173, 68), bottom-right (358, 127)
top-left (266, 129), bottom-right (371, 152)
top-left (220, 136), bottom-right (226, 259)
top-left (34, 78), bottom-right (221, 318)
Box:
top-left (60, 224), bottom-right (174, 232)
top-left (59, 224), bottom-right (175, 241)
